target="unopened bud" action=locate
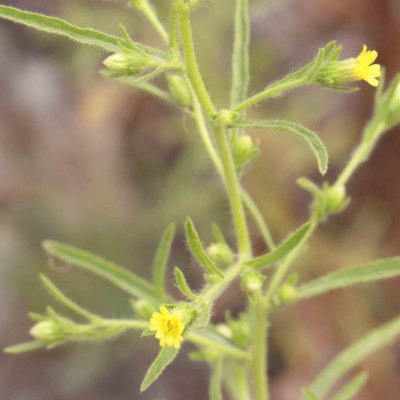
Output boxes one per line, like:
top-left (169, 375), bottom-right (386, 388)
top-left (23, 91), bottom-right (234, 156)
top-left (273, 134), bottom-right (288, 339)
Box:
top-left (241, 269), bottom-right (265, 295)
top-left (103, 52), bottom-right (149, 76)
top-left (30, 321), bottom-right (63, 342)
top-left (324, 184), bottom-right (350, 215)
top-left (214, 109), bottom-right (239, 127)
top-left (207, 242), bottom-right (234, 267)
top-left (232, 135), bottom-right (259, 167)
top-left (278, 284), bottom-right (297, 304)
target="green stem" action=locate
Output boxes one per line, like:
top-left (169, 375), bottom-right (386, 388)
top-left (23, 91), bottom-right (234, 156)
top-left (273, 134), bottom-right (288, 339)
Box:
top-left (214, 126), bottom-right (252, 255)
top-left (252, 292), bottom-right (269, 400)
top-left (174, 0), bottom-right (216, 115)
top-left (131, 0), bottom-right (169, 43)
top-left (334, 121), bottom-right (385, 187)
top-left (241, 190), bottom-right (276, 250)
top-left (191, 92), bottom-right (275, 250)
top-left (233, 76), bottom-right (309, 112)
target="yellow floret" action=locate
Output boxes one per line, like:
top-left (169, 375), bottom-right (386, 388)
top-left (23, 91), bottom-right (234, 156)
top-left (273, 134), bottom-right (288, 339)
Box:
top-left (149, 305), bottom-right (184, 349)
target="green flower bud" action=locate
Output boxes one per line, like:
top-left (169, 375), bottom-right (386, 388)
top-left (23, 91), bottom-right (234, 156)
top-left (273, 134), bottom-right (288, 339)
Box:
top-left (206, 242), bottom-right (234, 267)
top-left (213, 109), bottom-right (240, 127)
top-left (167, 75), bottom-right (192, 107)
top-left (241, 269), bottom-right (265, 301)
top-left (278, 283), bottom-right (297, 304)
top-left (30, 320), bottom-right (64, 342)
top-left (325, 185), bottom-right (346, 213)
top-left (231, 135), bottom-right (260, 168)
top-left (103, 52), bottom-right (149, 76)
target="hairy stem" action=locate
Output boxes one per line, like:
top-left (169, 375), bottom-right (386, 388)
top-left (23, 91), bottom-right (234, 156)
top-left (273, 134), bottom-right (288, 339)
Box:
top-left (174, 0), bottom-right (216, 115)
top-left (233, 76), bottom-right (309, 112)
top-left (214, 126), bottom-right (252, 255)
top-left (252, 292), bottom-right (269, 400)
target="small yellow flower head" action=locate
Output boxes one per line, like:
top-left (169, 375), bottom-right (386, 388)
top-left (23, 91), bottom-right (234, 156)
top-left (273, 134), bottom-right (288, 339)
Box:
top-left (352, 45), bottom-right (381, 87)
top-left (317, 45), bottom-right (381, 88)
top-left (149, 305), bottom-right (184, 349)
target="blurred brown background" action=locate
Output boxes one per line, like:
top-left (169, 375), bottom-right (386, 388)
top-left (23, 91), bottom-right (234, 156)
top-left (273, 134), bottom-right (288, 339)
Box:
top-left (1, 0), bottom-right (400, 399)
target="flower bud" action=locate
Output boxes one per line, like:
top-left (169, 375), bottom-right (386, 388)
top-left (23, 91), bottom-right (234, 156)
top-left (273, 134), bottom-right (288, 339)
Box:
top-left (325, 185), bottom-right (347, 214)
top-left (231, 135), bottom-right (259, 167)
top-left (167, 75), bottom-right (192, 107)
top-left (103, 52), bottom-right (149, 76)
top-left (213, 109), bottom-right (240, 127)
top-left (278, 283), bottom-right (297, 304)
top-left (241, 269), bottom-right (265, 301)
top-left (206, 242), bottom-right (234, 267)
top-left (30, 321), bottom-right (64, 342)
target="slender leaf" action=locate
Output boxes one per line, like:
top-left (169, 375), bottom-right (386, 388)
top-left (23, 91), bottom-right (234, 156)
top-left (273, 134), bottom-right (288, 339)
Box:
top-left (42, 240), bottom-right (158, 302)
top-left (185, 218), bottom-right (224, 278)
top-left (235, 120), bottom-right (328, 175)
top-left (330, 372), bottom-right (368, 400)
top-left (141, 346), bottom-right (179, 391)
top-left (4, 340), bottom-right (46, 354)
top-left (174, 267), bottom-right (199, 300)
top-left (296, 257), bottom-right (400, 300)
top-left (210, 358), bottom-right (224, 400)
top-left (0, 5), bottom-right (166, 59)
top-left (305, 314), bottom-right (400, 399)
top-left (153, 223), bottom-right (176, 301)
top-left (40, 274), bottom-right (101, 321)
top-left (246, 222), bottom-right (311, 270)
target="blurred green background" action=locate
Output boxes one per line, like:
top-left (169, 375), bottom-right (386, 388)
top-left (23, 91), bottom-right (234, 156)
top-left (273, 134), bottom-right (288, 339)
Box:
top-left (1, 0), bottom-right (400, 398)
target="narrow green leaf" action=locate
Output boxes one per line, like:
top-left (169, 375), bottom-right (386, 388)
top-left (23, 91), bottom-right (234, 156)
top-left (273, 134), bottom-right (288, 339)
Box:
top-left (305, 314), bottom-right (400, 399)
top-left (174, 267), bottom-right (199, 300)
top-left (0, 5), bottom-right (166, 59)
top-left (302, 388), bottom-right (320, 400)
top-left (246, 222), bottom-right (311, 270)
top-left (42, 240), bottom-right (158, 302)
top-left (40, 274), bottom-right (101, 322)
top-left (210, 358), bottom-right (224, 400)
top-left (296, 257), bottom-right (400, 300)
top-left (141, 346), bottom-right (179, 391)
top-left (330, 372), bottom-right (368, 400)
top-left (212, 223), bottom-right (228, 245)
top-left (235, 120), bottom-right (328, 175)
top-left (185, 218), bottom-right (224, 278)
top-left (230, 0), bottom-right (249, 109)
top-left (153, 223), bottom-right (176, 301)
top-left (4, 340), bottom-right (46, 354)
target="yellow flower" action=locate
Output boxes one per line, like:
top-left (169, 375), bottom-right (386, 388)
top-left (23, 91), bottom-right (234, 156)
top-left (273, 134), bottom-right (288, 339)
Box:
top-left (149, 305), bottom-right (184, 349)
top-left (352, 45), bottom-right (381, 87)
top-left (316, 45), bottom-right (381, 88)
